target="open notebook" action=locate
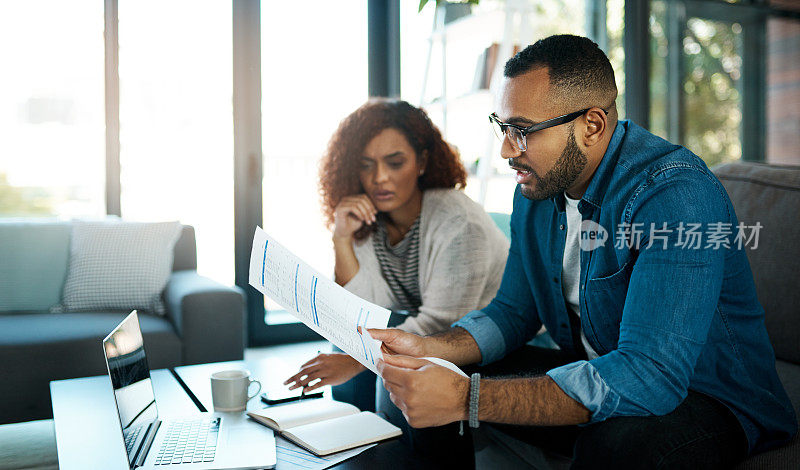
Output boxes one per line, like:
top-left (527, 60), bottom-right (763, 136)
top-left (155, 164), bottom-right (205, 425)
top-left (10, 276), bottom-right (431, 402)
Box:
top-left (248, 399), bottom-right (401, 456)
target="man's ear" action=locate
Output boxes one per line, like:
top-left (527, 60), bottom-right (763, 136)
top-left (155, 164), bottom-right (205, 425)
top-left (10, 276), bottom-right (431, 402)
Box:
top-left (581, 107), bottom-right (607, 148)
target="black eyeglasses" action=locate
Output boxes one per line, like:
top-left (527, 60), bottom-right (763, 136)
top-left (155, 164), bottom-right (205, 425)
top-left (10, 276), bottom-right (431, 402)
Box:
top-left (489, 108), bottom-right (608, 152)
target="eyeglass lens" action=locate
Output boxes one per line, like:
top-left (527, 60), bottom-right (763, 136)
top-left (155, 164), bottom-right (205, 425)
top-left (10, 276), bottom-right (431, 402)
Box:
top-left (490, 118), bottom-right (527, 152)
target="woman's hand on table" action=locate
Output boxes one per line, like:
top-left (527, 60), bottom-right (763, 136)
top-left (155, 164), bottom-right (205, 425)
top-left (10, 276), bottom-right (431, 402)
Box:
top-left (283, 353), bottom-right (366, 392)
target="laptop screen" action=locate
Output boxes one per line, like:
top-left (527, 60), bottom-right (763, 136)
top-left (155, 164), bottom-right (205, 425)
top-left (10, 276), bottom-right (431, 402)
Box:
top-left (103, 311), bottom-right (159, 466)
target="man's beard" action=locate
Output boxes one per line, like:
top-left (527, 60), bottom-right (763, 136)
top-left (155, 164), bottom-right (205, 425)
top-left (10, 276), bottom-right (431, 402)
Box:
top-left (514, 128), bottom-right (588, 201)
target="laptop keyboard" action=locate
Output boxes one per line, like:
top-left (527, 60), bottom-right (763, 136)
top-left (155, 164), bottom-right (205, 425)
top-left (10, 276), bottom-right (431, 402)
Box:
top-left (125, 425), bottom-right (145, 455)
top-left (153, 417), bottom-right (220, 465)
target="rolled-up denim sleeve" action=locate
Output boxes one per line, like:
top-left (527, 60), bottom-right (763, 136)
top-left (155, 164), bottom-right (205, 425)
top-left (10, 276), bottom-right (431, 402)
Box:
top-left (547, 361), bottom-right (620, 422)
top-left (549, 166), bottom-right (729, 422)
top-left (452, 310), bottom-right (507, 365)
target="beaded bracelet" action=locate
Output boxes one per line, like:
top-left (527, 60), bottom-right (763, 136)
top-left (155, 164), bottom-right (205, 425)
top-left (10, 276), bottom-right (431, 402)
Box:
top-left (469, 372), bottom-right (480, 428)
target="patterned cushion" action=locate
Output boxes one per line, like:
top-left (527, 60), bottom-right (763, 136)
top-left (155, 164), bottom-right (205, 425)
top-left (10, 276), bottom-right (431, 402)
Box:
top-left (56, 221), bottom-right (182, 315)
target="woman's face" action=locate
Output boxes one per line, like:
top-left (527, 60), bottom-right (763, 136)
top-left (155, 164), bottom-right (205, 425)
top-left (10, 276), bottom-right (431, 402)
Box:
top-left (359, 127), bottom-right (424, 214)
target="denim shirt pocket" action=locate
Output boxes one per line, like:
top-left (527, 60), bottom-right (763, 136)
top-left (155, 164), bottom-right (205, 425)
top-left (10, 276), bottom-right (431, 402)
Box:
top-left (584, 259), bottom-right (634, 352)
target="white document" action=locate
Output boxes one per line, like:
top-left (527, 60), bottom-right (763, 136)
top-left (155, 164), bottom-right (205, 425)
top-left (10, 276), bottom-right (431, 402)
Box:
top-left (360, 328), bottom-right (469, 377)
top-left (249, 227), bottom-right (388, 374)
top-left (275, 436), bottom-right (374, 470)
top-left (422, 357), bottom-right (469, 377)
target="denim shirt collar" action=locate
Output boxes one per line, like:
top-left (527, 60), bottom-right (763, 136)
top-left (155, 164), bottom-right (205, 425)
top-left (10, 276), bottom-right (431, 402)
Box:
top-left (552, 120), bottom-right (626, 213)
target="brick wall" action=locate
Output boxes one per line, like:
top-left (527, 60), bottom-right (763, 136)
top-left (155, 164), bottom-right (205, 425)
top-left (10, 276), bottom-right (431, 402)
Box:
top-left (766, 9), bottom-right (800, 164)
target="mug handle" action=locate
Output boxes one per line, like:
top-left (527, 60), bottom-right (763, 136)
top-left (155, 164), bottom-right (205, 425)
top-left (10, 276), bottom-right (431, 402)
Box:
top-left (247, 379), bottom-right (262, 401)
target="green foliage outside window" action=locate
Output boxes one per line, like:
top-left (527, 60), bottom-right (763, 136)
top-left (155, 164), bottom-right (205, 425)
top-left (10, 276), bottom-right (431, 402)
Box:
top-left (683, 18), bottom-right (743, 166)
top-left (650, 1), bottom-right (743, 167)
top-left (0, 173), bottom-right (54, 216)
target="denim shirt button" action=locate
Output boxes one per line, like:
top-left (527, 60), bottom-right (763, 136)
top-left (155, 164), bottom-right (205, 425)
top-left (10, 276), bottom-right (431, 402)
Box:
top-left (559, 224), bottom-right (565, 230)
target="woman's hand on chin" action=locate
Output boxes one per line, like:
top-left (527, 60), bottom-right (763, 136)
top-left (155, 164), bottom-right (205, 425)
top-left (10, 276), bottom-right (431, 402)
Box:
top-left (332, 195), bottom-right (377, 240)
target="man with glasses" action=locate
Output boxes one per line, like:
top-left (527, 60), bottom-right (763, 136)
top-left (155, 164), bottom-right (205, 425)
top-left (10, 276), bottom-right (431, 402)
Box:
top-left (370, 34), bottom-right (796, 468)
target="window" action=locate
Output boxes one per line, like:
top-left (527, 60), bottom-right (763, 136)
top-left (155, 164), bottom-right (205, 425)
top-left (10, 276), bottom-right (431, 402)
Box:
top-left (261, 2), bottom-right (368, 321)
top-left (606, 0), bottom-right (626, 120)
top-left (118, 0), bottom-right (234, 285)
top-left (682, 18), bottom-right (744, 166)
top-left (0, 1), bottom-right (104, 218)
top-left (650, 1), bottom-right (745, 166)
top-left (648, 0), bottom-right (778, 166)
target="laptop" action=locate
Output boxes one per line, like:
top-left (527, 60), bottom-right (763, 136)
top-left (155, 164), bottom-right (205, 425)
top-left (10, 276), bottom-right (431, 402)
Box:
top-left (102, 310), bottom-right (276, 469)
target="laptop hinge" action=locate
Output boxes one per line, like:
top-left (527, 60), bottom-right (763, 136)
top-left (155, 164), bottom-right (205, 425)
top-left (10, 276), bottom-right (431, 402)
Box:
top-left (133, 420), bottom-right (161, 468)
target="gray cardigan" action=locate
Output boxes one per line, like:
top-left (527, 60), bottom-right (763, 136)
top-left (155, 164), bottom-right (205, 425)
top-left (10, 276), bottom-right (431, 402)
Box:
top-left (344, 188), bottom-right (509, 335)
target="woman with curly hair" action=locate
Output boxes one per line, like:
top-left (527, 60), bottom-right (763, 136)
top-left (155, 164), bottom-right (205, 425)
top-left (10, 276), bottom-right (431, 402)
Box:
top-left (284, 99), bottom-right (508, 413)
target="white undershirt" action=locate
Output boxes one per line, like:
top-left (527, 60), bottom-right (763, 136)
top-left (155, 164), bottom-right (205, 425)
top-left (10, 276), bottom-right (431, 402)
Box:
top-left (562, 192), bottom-right (600, 360)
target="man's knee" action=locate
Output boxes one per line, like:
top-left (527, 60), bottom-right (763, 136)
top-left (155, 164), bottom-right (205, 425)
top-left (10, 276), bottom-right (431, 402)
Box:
top-left (572, 418), bottom-right (661, 469)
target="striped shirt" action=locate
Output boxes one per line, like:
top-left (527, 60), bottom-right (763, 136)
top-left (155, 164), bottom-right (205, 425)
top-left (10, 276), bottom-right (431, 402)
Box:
top-left (372, 217), bottom-right (422, 314)
top-left (345, 189), bottom-right (509, 336)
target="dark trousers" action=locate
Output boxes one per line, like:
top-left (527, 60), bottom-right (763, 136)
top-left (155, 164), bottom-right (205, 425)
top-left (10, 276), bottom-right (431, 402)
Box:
top-left (330, 363), bottom-right (379, 412)
top-left (378, 345), bottom-right (748, 469)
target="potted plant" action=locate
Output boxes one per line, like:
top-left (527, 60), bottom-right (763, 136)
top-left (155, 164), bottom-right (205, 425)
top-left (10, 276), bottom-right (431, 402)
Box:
top-left (418, 0), bottom-right (480, 23)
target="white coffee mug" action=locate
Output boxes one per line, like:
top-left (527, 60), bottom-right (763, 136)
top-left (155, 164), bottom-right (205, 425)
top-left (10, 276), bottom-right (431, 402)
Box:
top-left (210, 369), bottom-right (261, 412)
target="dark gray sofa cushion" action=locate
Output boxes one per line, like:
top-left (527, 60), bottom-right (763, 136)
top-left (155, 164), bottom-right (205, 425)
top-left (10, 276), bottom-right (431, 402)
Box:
top-left (164, 271), bottom-right (245, 365)
top-left (714, 162), bottom-right (800, 365)
top-left (735, 361), bottom-right (800, 469)
top-left (172, 225), bottom-right (197, 272)
top-left (0, 312), bottom-right (181, 424)
top-left (714, 162), bottom-right (800, 468)
top-left (776, 361), bottom-right (800, 420)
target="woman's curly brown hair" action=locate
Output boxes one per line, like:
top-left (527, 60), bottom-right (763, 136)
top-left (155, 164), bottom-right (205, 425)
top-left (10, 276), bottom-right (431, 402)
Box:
top-left (319, 98), bottom-right (467, 240)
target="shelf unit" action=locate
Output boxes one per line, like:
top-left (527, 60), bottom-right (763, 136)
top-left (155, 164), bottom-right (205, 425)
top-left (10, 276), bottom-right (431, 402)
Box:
top-left (418, 0), bottom-right (538, 205)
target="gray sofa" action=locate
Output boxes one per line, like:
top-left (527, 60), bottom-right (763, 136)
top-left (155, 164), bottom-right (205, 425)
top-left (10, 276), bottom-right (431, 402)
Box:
top-left (0, 221), bottom-right (246, 425)
top-left (717, 162), bottom-right (800, 468)
top-left (478, 162), bottom-right (799, 468)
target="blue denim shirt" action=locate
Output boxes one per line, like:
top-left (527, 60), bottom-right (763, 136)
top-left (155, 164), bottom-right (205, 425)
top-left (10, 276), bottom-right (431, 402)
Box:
top-left (454, 120), bottom-right (797, 454)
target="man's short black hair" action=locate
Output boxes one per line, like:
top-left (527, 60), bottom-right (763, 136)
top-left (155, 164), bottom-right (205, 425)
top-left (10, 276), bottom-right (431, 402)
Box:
top-left (504, 34), bottom-right (617, 97)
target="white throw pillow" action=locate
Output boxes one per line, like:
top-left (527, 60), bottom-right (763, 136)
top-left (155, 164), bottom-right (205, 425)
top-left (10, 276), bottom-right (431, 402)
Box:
top-left (56, 220), bottom-right (182, 315)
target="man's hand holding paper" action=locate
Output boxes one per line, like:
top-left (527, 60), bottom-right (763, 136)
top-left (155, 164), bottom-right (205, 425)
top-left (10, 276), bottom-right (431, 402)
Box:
top-left (365, 327), bottom-right (427, 358)
top-left (365, 327), bottom-right (471, 428)
top-left (377, 354), bottom-right (469, 429)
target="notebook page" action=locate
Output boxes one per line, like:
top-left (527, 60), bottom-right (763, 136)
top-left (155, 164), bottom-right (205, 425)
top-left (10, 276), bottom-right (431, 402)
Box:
top-left (283, 412), bottom-right (401, 456)
top-left (248, 399), bottom-right (359, 431)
